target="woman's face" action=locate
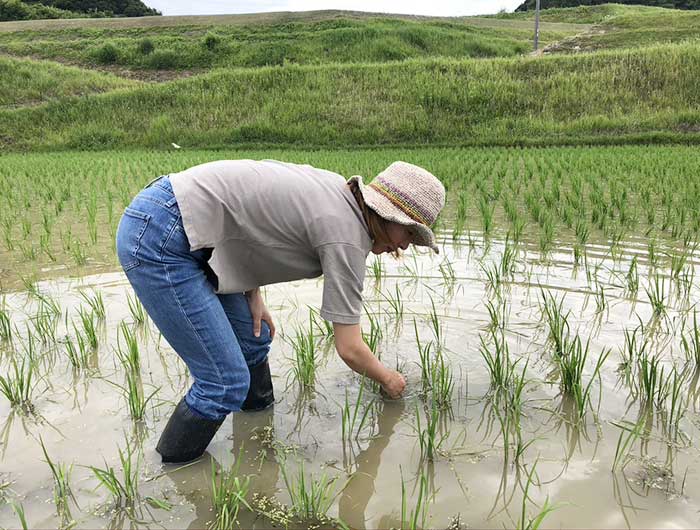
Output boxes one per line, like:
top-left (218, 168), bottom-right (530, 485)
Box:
top-left (371, 222), bottom-right (414, 255)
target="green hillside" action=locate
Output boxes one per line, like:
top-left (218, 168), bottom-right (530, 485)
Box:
top-left (1, 43), bottom-right (698, 151)
top-left (0, 13), bottom-right (584, 73)
top-left (516, 0), bottom-right (700, 11)
top-left (0, 55), bottom-right (137, 108)
top-left (0, 5), bottom-right (697, 152)
top-left (0, 0), bottom-right (160, 21)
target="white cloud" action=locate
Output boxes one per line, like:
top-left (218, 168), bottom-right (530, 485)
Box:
top-left (142, 0), bottom-right (523, 17)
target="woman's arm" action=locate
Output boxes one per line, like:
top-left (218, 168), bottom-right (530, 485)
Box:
top-left (333, 323), bottom-right (406, 398)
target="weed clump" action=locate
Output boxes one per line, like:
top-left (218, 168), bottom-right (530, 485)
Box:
top-left (93, 42), bottom-right (119, 64)
top-left (146, 50), bottom-right (178, 69)
top-left (137, 38), bottom-right (155, 55)
top-left (203, 32), bottom-right (221, 51)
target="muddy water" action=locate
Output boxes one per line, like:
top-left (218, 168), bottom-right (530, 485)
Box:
top-left (1, 232), bottom-right (700, 529)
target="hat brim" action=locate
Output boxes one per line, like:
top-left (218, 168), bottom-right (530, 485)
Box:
top-left (348, 175), bottom-right (439, 254)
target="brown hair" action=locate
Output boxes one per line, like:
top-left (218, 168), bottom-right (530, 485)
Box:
top-left (348, 180), bottom-right (402, 258)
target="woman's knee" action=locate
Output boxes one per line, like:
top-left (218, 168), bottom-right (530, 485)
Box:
top-left (189, 368), bottom-right (251, 418)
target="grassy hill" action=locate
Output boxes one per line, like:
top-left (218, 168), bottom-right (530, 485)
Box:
top-left (1, 42), bottom-right (698, 151)
top-left (0, 12), bottom-right (585, 74)
top-left (0, 5), bottom-right (697, 151)
top-left (0, 54), bottom-right (137, 107)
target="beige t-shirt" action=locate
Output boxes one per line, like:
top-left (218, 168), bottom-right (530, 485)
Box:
top-left (170, 159), bottom-right (373, 324)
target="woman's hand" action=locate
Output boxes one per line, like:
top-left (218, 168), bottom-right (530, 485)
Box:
top-left (380, 369), bottom-right (406, 399)
top-left (245, 289), bottom-right (276, 340)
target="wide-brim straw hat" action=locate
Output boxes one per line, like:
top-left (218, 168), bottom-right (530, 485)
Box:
top-left (348, 161), bottom-right (445, 254)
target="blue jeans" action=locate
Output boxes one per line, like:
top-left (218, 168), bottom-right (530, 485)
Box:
top-left (115, 175), bottom-right (272, 421)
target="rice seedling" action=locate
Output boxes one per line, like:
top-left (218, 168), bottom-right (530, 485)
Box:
top-left (369, 256), bottom-right (384, 284)
top-left (486, 297), bottom-right (509, 333)
top-left (415, 400), bottom-right (445, 462)
top-left (10, 501), bottom-right (28, 530)
top-left (499, 238), bottom-right (517, 278)
top-left (31, 301), bottom-right (59, 345)
top-left (0, 303), bottom-right (12, 342)
top-left (681, 310), bottom-right (700, 366)
top-left (517, 460), bottom-right (559, 530)
top-left (593, 283), bottom-right (607, 315)
top-left (668, 249), bottom-right (688, 280)
top-left (290, 316), bottom-right (317, 391)
top-left (117, 321), bottom-right (140, 374)
top-left (78, 307), bottom-right (98, 350)
top-left (400, 466), bottom-right (429, 530)
top-left (539, 290), bottom-right (570, 358)
top-left (625, 256), bottom-right (639, 297)
top-left (0, 356), bottom-right (36, 413)
top-left (611, 418), bottom-right (644, 472)
top-left (89, 437), bottom-right (141, 513)
top-left (382, 284), bottom-right (404, 321)
top-left (439, 257), bottom-right (456, 286)
top-left (556, 335), bottom-right (609, 420)
top-left (64, 330), bottom-right (92, 371)
top-left (40, 437), bottom-right (76, 526)
top-left (427, 296), bottom-right (442, 348)
top-left (416, 322), bottom-right (454, 409)
top-left (79, 290), bottom-right (106, 321)
top-left (71, 238), bottom-right (87, 266)
top-left (362, 309), bottom-right (383, 357)
top-left (278, 455), bottom-right (346, 525)
top-left (340, 376), bottom-right (374, 445)
top-left (481, 261), bottom-right (502, 294)
top-left (209, 450), bottom-right (252, 530)
top-left (645, 274), bottom-right (668, 319)
top-left (479, 329), bottom-right (512, 391)
top-left (121, 372), bottom-right (158, 422)
top-left (663, 368), bottom-right (689, 442)
top-left (126, 291), bottom-right (146, 325)
top-left (478, 195), bottom-right (495, 237)
top-left (637, 352), bottom-right (663, 409)
top-left (309, 307), bottom-right (334, 341)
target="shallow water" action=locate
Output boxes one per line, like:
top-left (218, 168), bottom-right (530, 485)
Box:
top-left (1, 232), bottom-right (700, 529)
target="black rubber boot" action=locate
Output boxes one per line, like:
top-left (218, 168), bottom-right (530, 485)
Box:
top-left (240, 358), bottom-right (275, 412)
top-left (156, 397), bottom-right (225, 464)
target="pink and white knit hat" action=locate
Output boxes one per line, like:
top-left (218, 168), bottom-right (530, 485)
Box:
top-left (348, 161), bottom-right (446, 253)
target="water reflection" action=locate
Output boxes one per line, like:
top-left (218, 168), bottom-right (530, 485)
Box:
top-left (337, 399), bottom-right (405, 529)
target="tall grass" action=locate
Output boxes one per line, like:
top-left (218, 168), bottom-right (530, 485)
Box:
top-left (3, 43), bottom-right (700, 151)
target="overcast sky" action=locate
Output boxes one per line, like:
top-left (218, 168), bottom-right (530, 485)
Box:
top-left (142, 0), bottom-right (524, 17)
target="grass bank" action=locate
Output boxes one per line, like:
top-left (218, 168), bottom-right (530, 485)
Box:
top-left (0, 55), bottom-right (137, 108)
top-left (1, 42), bottom-right (698, 151)
top-left (0, 14), bottom-right (582, 71)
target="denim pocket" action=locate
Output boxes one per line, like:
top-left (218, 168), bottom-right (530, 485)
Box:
top-left (116, 207), bottom-right (151, 272)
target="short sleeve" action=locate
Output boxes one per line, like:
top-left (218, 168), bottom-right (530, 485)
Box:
top-left (317, 243), bottom-right (368, 324)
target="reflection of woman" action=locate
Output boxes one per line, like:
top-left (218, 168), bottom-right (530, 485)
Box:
top-left (338, 399), bottom-right (406, 529)
top-left (115, 159), bottom-right (445, 463)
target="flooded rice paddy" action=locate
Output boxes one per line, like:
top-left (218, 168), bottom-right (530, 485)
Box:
top-left (1, 147), bottom-right (700, 528)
